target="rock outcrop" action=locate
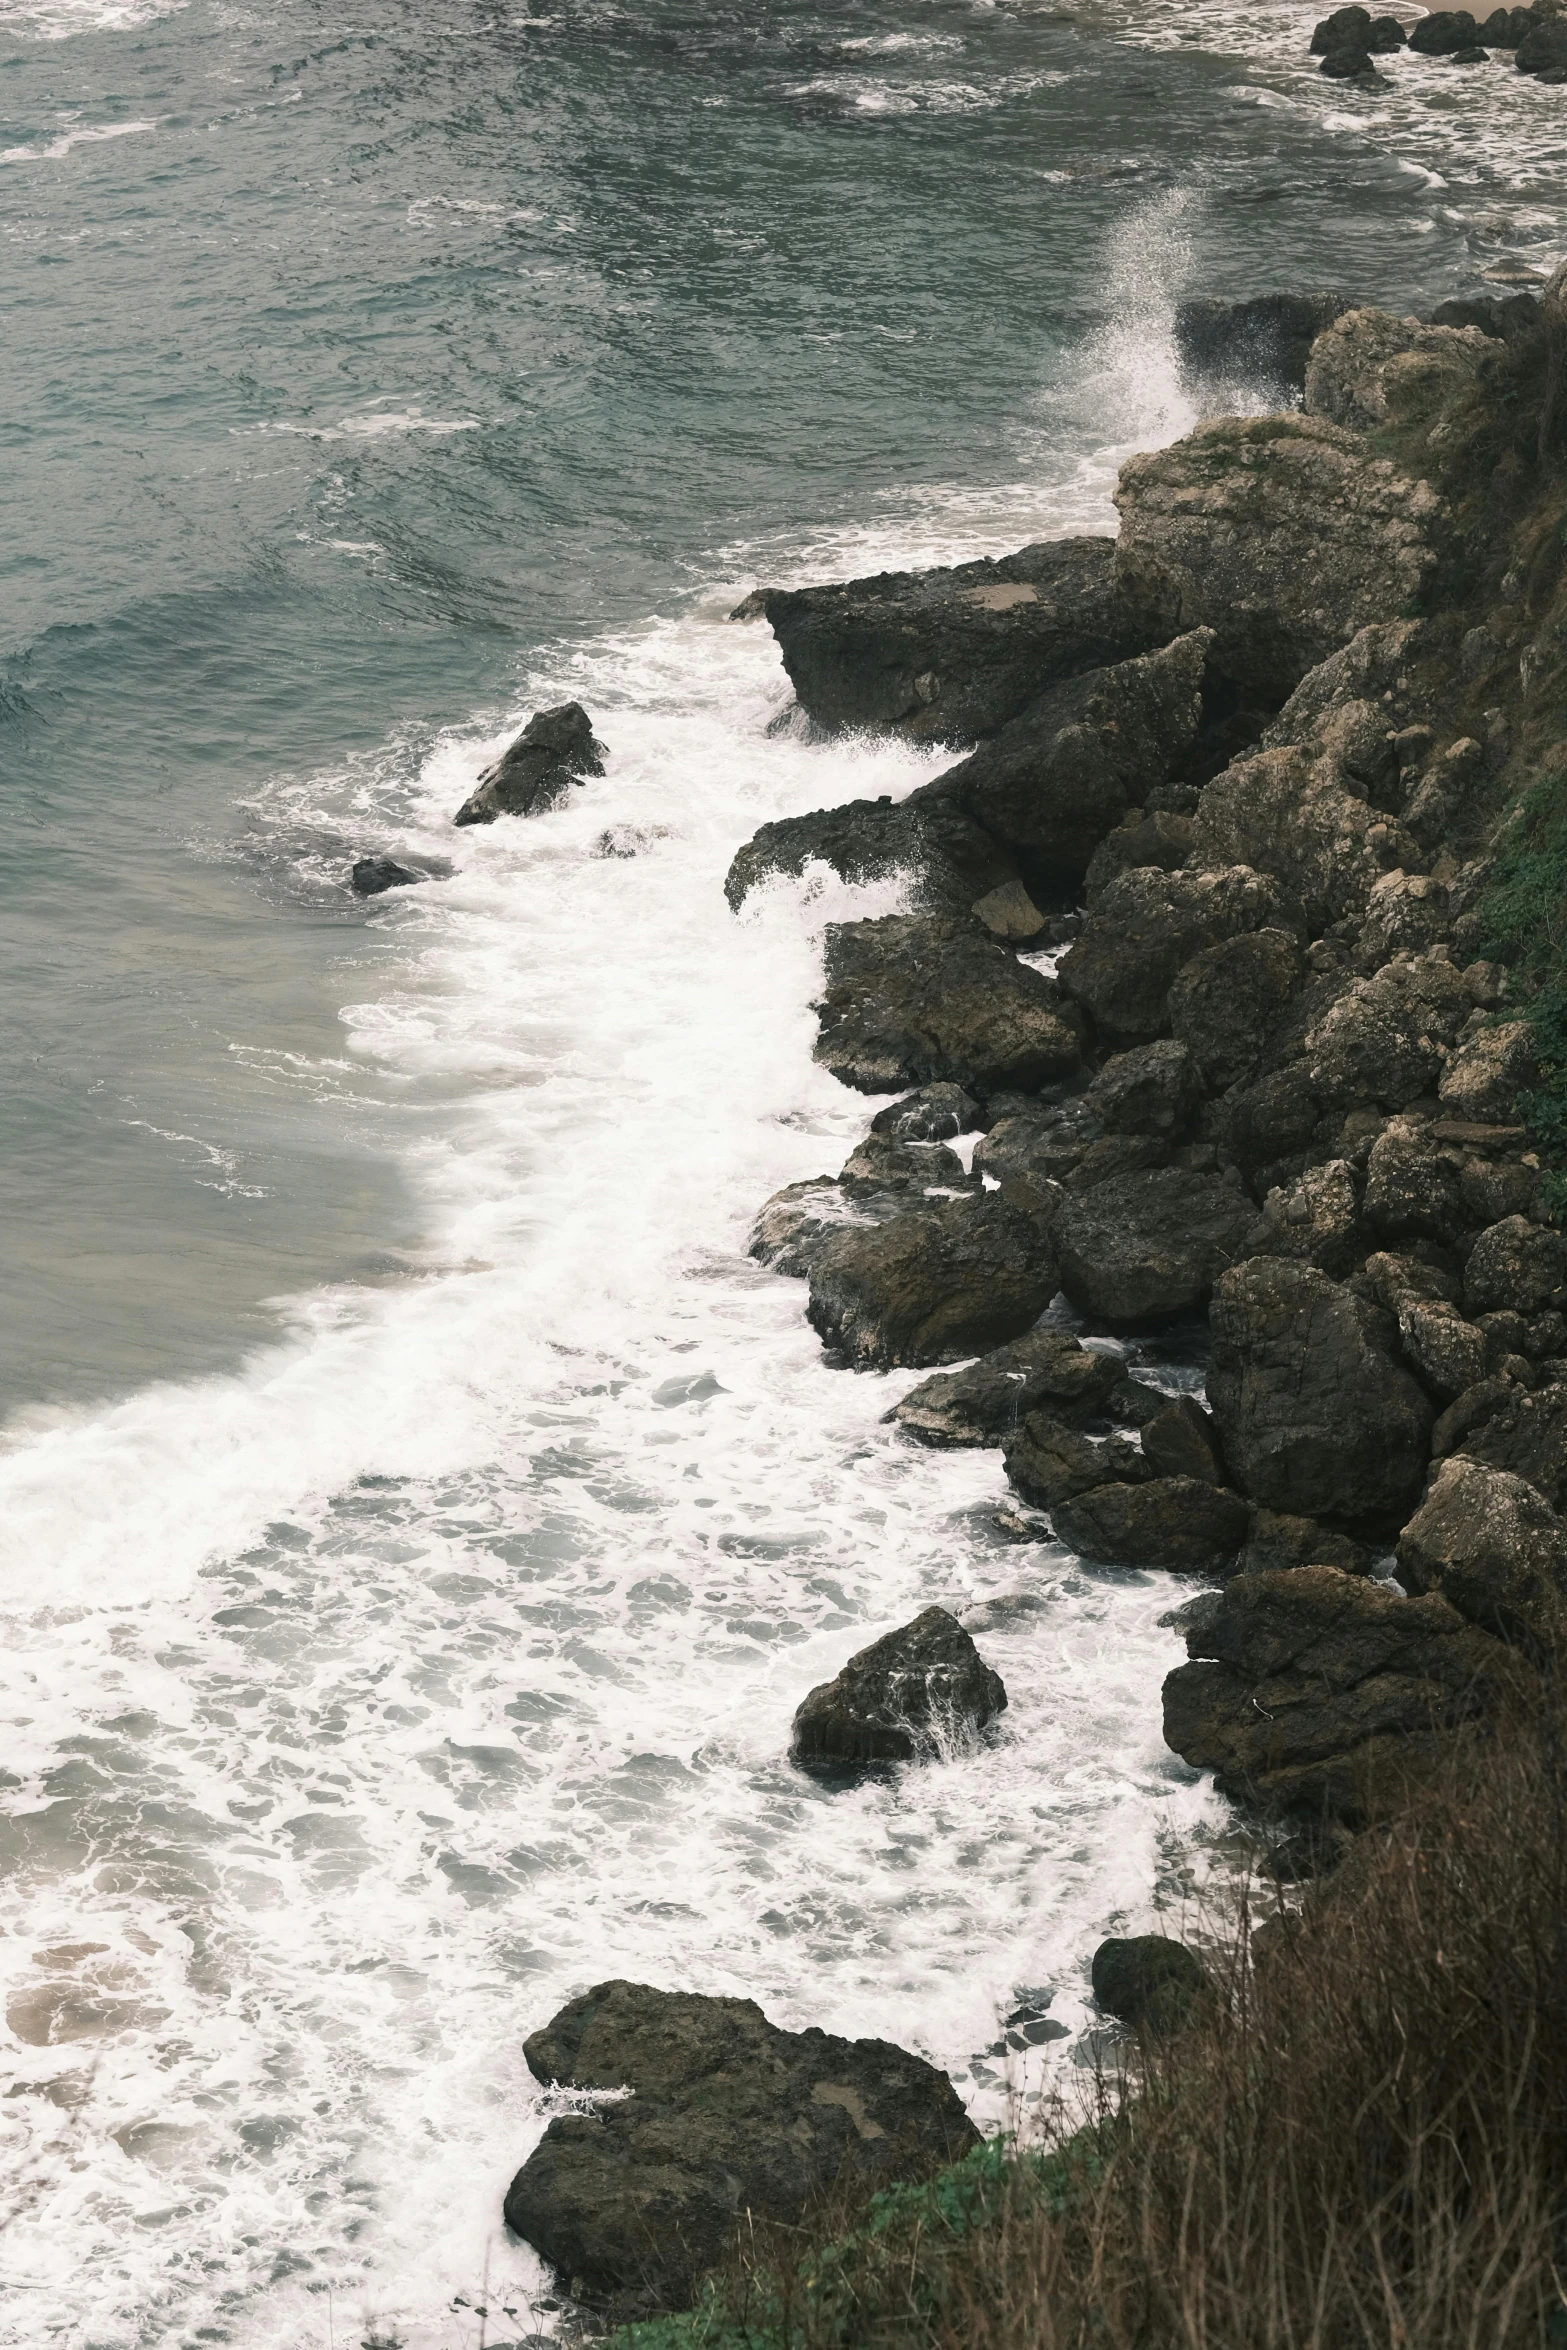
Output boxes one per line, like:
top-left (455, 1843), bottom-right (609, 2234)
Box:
top-left (1057, 865), bottom-right (1283, 1046)
top-left (1398, 1455), bottom-right (1567, 1652)
top-left (1303, 307), bottom-right (1493, 435)
top-left (454, 703), bottom-right (605, 825)
top-left (504, 1981), bottom-right (978, 2315)
top-left (814, 915), bottom-right (1082, 1094)
top-left (790, 1606), bottom-right (1007, 1769)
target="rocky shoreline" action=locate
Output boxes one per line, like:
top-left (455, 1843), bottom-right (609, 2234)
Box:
top-left (412, 280), bottom-right (1567, 2327)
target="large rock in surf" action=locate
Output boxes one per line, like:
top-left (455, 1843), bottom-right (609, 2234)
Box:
top-left (504, 1980), bottom-right (978, 2316)
top-left (723, 793), bottom-right (1019, 917)
top-left (814, 914), bottom-right (1081, 1094)
top-left (889, 1327), bottom-right (1122, 1446)
top-left (1113, 414), bottom-right (1441, 703)
top-left (1161, 1565), bottom-right (1519, 1823)
top-left (1207, 1259), bottom-right (1434, 1527)
top-left (926, 630), bottom-right (1212, 890)
top-left (351, 856), bottom-right (423, 896)
top-left (454, 703), bottom-right (605, 825)
top-left (790, 1606), bottom-right (1007, 1769)
top-left (1398, 1455), bottom-right (1567, 1652)
top-left (760, 537), bottom-right (1152, 744)
top-left (1174, 292), bottom-right (1351, 402)
top-left (807, 1188), bottom-right (1059, 1369)
top-left (1052, 1166), bottom-right (1268, 1326)
top-left (1057, 865), bottom-right (1282, 1046)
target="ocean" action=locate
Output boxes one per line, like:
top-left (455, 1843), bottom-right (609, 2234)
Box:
top-left (0, 1), bottom-right (1561, 2342)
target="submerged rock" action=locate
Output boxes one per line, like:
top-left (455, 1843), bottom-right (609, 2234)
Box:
top-left (760, 537), bottom-right (1150, 744)
top-left (351, 856), bottom-right (423, 896)
top-left (890, 1329), bottom-right (1122, 1447)
top-left (454, 703), bottom-right (605, 825)
top-left (814, 914), bottom-right (1082, 1095)
top-left (504, 1980), bottom-right (978, 2316)
top-left (790, 1606), bottom-right (1007, 1769)
top-left (807, 1188), bottom-right (1059, 1370)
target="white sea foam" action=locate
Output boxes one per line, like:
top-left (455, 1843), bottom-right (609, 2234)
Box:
top-left (0, 210), bottom-right (1225, 2350)
top-left (0, 116), bottom-right (157, 160)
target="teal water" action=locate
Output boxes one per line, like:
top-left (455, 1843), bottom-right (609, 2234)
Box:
top-left (1, 3), bottom-right (1563, 2345)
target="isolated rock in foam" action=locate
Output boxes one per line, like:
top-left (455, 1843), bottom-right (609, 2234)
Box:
top-left (453, 702), bottom-right (605, 825)
top-left (790, 1606), bottom-right (1007, 1769)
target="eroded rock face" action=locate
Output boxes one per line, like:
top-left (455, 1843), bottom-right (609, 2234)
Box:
top-left (1208, 1259), bottom-right (1433, 1526)
top-left (454, 703), bottom-right (605, 825)
top-left (1058, 865), bottom-right (1282, 1046)
top-left (1053, 1167), bottom-right (1268, 1326)
top-left (1304, 307), bottom-right (1493, 435)
top-left (1052, 1476), bottom-right (1251, 1573)
top-left (1114, 415), bottom-right (1441, 704)
top-left (890, 1330), bottom-right (1122, 1446)
top-left (504, 1981), bottom-right (979, 2316)
top-left (723, 793), bottom-right (1017, 916)
top-left (1398, 1456), bottom-right (1567, 1652)
top-left (791, 1606), bottom-right (1007, 1769)
top-left (1169, 929), bottom-right (1303, 1092)
top-left (1438, 1021), bottom-right (1537, 1124)
top-left (931, 631), bottom-right (1211, 890)
top-left (814, 915), bottom-right (1082, 1094)
top-left (1161, 1566), bottom-right (1515, 1821)
top-left (1174, 292), bottom-right (1351, 402)
top-left (761, 539), bottom-right (1150, 744)
top-left (806, 1189), bottom-right (1059, 1369)
top-left (1305, 956), bottom-right (1472, 1111)
top-left (1260, 1159), bottom-right (1365, 1277)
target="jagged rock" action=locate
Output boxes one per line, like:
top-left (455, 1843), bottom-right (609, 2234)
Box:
top-left (1058, 865), bottom-right (1282, 1046)
top-left (1141, 1394), bottom-right (1226, 1483)
top-left (806, 1189), bottom-right (1059, 1369)
top-left (351, 856), bottom-right (423, 896)
top-left (1356, 872), bottom-right (1451, 963)
top-left (1113, 416), bottom-right (1442, 704)
top-left (749, 1179), bottom-right (874, 1279)
top-left (1303, 307), bottom-right (1493, 435)
top-left (1260, 1159), bottom-right (1366, 1277)
top-left (1084, 808), bottom-right (1195, 903)
top-left (791, 1606), bottom-right (1007, 1769)
top-left (1431, 287), bottom-right (1540, 335)
top-left (504, 1980), bottom-right (978, 2316)
top-left (1464, 1216), bottom-right (1567, 1318)
top-left (1457, 1381), bottom-right (1567, 1512)
top-left (1168, 928), bottom-right (1303, 1094)
top-left (1236, 1510), bottom-right (1375, 1578)
top-left (1305, 955), bottom-right (1471, 1110)
top-left (1162, 1565), bottom-right (1518, 1822)
top-left (1208, 1259), bottom-right (1434, 1526)
top-left (929, 632), bottom-right (1211, 890)
top-left (1396, 1298), bottom-right (1489, 1399)
top-left (891, 1330), bottom-right (1122, 1446)
top-left (760, 539), bottom-right (1150, 744)
top-left (1052, 1476), bottom-right (1251, 1572)
top-left (1053, 1167), bottom-right (1267, 1327)
top-left (814, 915), bottom-right (1081, 1094)
top-left (973, 1099), bottom-right (1105, 1187)
top-left (1309, 4), bottom-right (1370, 48)
top-left (1091, 1935), bottom-right (1206, 2031)
top-left (838, 1135), bottom-right (974, 1199)
top-left (454, 703), bottom-right (605, 825)
top-left (870, 1084), bottom-right (983, 1142)
top-left (1082, 1041), bottom-right (1201, 1140)
top-left (723, 793), bottom-right (1018, 915)
top-left (1362, 1120), bottom-right (1472, 1248)
top-left (1437, 1020), bottom-right (1537, 1123)
top-left (1174, 292), bottom-right (1350, 397)
top-left (1398, 1455), bottom-right (1567, 1651)
top-left (1004, 1413), bottom-right (1151, 1507)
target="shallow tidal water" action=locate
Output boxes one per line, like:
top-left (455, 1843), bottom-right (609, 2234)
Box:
top-left (2, 0), bottom-right (1565, 2343)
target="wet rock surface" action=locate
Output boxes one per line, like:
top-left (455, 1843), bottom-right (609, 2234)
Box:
top-left (454, 702), bottom-right (605, 825)
top-left (1053, 1167), bottom-right (1268, 1327)
top-left (1052, 1475), bottom-right (1251, 1574)
top-left (505, 1980), bottom-right (979, 2315)
top-left (790, 1606), bottom-right (1008, 1770)
top-left (890, 1329), bottom-right (1122, 1447)
top-left (806, 1187), bottom-right (1059, 1369)
top-left (814, 914), bottom-right (1082, 1094)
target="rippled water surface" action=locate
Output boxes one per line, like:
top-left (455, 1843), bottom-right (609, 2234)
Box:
top-left (1, 0), bottom-right (1562, 2342)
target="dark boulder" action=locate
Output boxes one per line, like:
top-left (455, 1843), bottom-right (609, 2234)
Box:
top-left (504, 1980), bottom-right (978, 2316)
top-left (723, 793), bottom-right (1017, 917)
top-left (1083, 808), bottom-right (1194, 903)
top-left (1003, 1412), bottom-right (1152, 1508)
top-left (1464, 1215), bottom-right (1567, 1319)
top-left (973, 1098), bottom-right (1110, 1189)
top-left (454, 703), bottom-right (605, 825)
top-left (838, 1134), bottom-right (975, 1199)
top-left (1362, 1120), bottom-right (1473, 1251)
top-left (1162, 1565), bottom-right (1519, 1822)
top-left (927, 632), bottom-right (1211, 891)
top-left (1437, 1019), bottom-right (1536, 1124)
top-left (1430, 289), bottom-right (1541, 337)
top-left (1319, 46), bottom-right (1378, 74)
top-left (351, 856), bottom-right (423, 896)
top-left (1260, 1159), bottom-right (1367, 1279)
top-left (1409, 5), bottom-right (1476, 48)
top-left (1057, 865), bottom-right (1282, 1047)
top-left (1305, 956), bottom-right (1472, 1111)
top-left (814, 915), bottom-right (1082, 1095)
top-left (870, 1083), bottom-right (983, 1142)
top-left (1309, 4), bottom-right (1369, 47)
top-left (1168, 929), bottom-right (1303, 1093)
top-left (1208, 1259), bottom-right (1434, 1527)
top-left (806, 1188), bottom-right (1059, 1370)
top-left (1053, 1166), bottom-right (1268, 1327)
top-left (749, 1179), bottom-right (889, 1280)
top-left (1082, 1040), bottom-right (1201, 1140)
top-left (1053, 1476), bottom-right (1251, 1573)
top-left (791, 1606), bottom-right (1007, 1770)
top-left (1458, 1381), bottom-right (1567, 1513)
top-left (1091, 1936), bottom-right (1205, 2031)
top-left (1367, 12), bottom-right (1409, 44)
top-left (1142, 1394), bottom-right (1225, 1484)
top-left (1398, 1455), bottom-right (1567, 1652)
top-left (761, 539), bottom-right (1151, 746)
top-left (1174, 293), bottom-right (1351, 400)
top-left (1236, 1509), bottom-right (1375, 1578)
top-left (1517, 15), bottom-right (1567, 68)
top-left (890, 1329), bottom-right (1122, 1446)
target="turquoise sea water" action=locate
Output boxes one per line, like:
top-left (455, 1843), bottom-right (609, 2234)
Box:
top-left (1, 2), bottom-right (1563, 2344)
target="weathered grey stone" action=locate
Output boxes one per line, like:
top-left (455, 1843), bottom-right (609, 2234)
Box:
top-left (1303, 307), bottom-right (1493, 435)
top-left (870, 1084), bottom-right (983, 1142)
top-left (749, 1179), bottom-right (879, 1280)
top-left (1305, 956), bottom-right (1471, 1109)
top-left (1141, 1394), bottom-right (1226, 1484)
top-left (890, 1329), bottom-right (1121, 1447)
top-left (1457, 1381), bottom-right (1567, 1513)
top-left (1084, 809), bottom-right (1194, 904)
top-left (1052, 1476), bottom-right (1251, 1573)
top-left (1465, 1216), bottom-right (1567, 1318)
top-left (1398, 1455), bottom-right (1567, 1652)
top-left (1260, 1159), bottom-right (1366, 1277)
top-left (1003, 1413), bottom-right (1150, 1508)
top-left (1438, 1020), bottom-right (1537, 1124)
top-left (723, 793), bottom-right (1017, 916)
top-left (814, 915), bottom-right (1081, 1094)
top-left (1396, 1298), bottom-right (1489, 1399)
top-left (1236, 1509), bottom-right (1375, 1578)
top-left (1168, 928), bottom-right (1303, 1092)
top-left (791, 1606), bottom-right (1007, 1769)
top-left (1362, 1119), bottom-right (1473, 1248)
top-left (505, 1981), bottom-right (978, 2316)
top-left (806, 1189), bottom-right (1059, 1370)
top-left (1082, 1041), bottom-right (1201, 1139)
top-left (1058, 865), bottom-right (1282, 1046)
top-left (838, 1135), bottom-right (974, 1199)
